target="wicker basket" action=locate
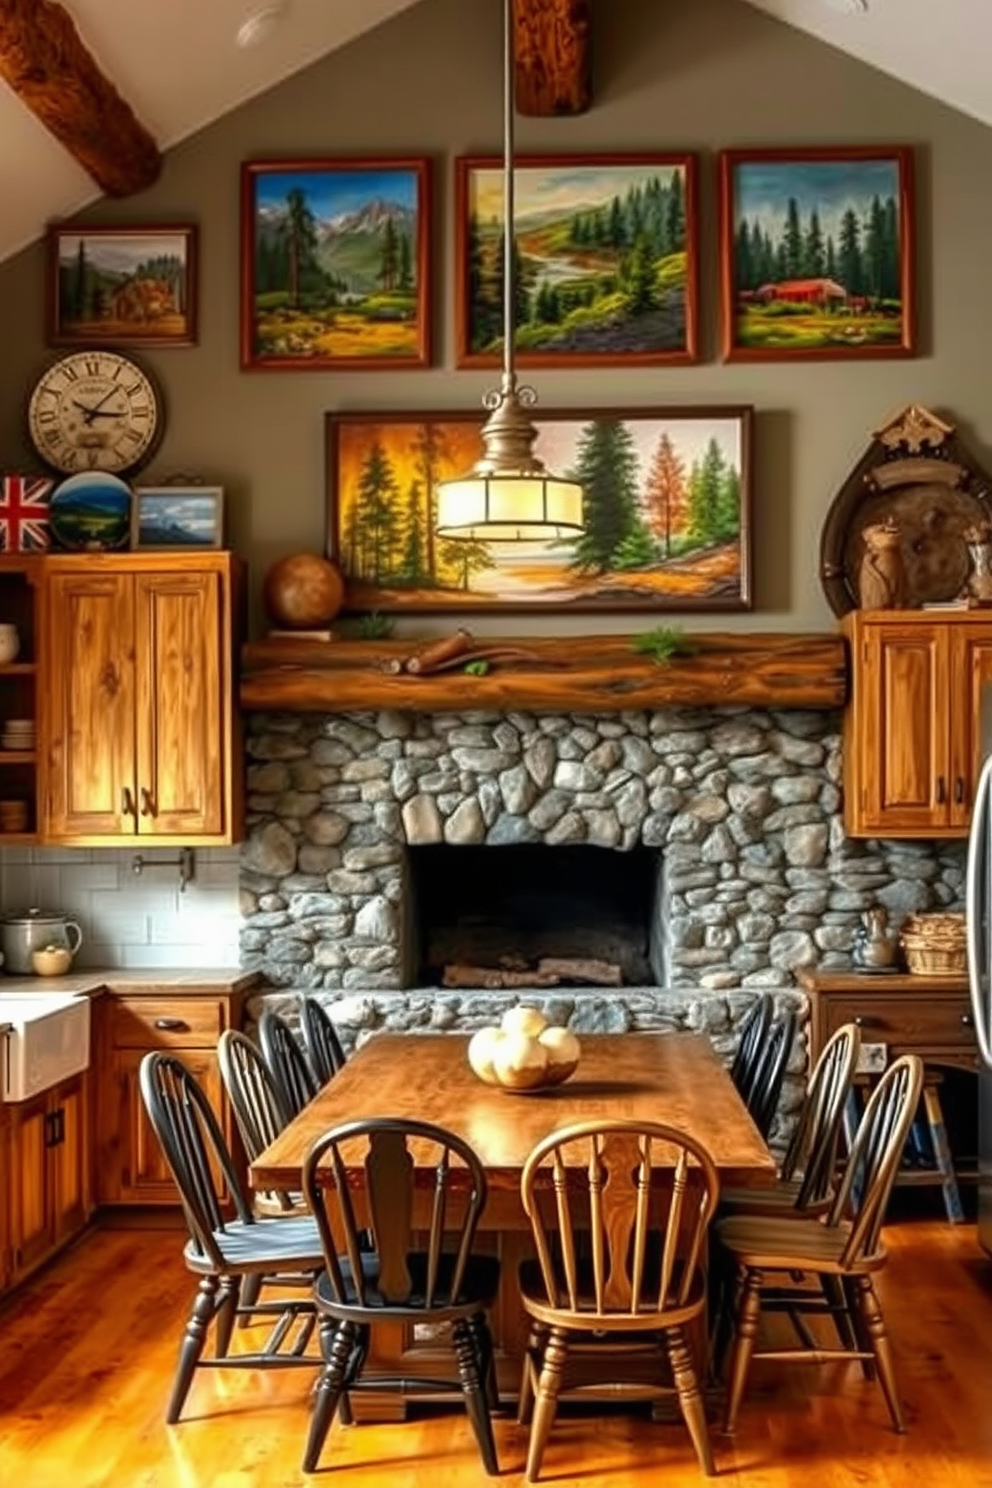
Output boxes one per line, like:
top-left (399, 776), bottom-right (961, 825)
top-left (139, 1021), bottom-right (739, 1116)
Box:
top-left (900, 911), bottom-right (967, 975)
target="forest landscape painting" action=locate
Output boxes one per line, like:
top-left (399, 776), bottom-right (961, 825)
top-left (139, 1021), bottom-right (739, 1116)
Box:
top-left (241, 158), bottom-right (430, 369)
top-left (456, 154), bottom-right (698, 367)
top-left (47, 226), bottom-right (197, 346)
top-left (720, 146), bottom-right (915, 360)
top-left (326, 407), bottom-right (751, 613)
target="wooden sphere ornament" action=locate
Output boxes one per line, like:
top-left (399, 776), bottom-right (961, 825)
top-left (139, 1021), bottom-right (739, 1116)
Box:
top-left (263, 552), bottom-right (344, 630)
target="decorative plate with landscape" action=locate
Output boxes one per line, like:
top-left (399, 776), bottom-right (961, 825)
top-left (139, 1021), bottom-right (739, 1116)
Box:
top-left (49, 472), bottom-right (132, 551)
top-left (326, 406), bottom-right (752, 614)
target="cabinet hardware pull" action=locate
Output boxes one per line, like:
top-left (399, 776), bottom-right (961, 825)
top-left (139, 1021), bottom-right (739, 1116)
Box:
top-left (853, 1015), bottom-right (874, 1028)
top-left (121, 786), bottom-right (136, 818)
top-left (44, 1110), bottom-right (57, 1148)
top-left (962, 1012), bottom-right (974, 1027)
top-left (54, 1107), bottom-right (64, 1145)
top-left (936, 776), bottom-right (947, 804)
top-left (139, 787), bottom-right (155, 817)
top-left (955, 776), bottom-right (966, 805)
top-left (154, 1017), bottom-right (188, 1031)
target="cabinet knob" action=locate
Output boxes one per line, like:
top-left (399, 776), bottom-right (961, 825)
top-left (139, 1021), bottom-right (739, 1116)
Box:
top-left (139, 787), bottom-right (155, 818)
top-left (854, 1015), bottom-right (874, 1029)
top-left (121, 786), bottom-right (136, 819)
top-left (154, 1017), bottom-right (188, 1032)
top-left (955, 776), bottom-right (966, 805)
top-left (962, 1012), bottom-right (974, 1027)
top-left (936, 776), bottom-right (947, 804)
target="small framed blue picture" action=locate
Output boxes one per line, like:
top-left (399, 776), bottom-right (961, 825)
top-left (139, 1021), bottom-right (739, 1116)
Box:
top-left (132, 485), bottom-right (224, 550)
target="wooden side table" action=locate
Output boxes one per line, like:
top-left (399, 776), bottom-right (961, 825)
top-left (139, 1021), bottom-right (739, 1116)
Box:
top-left (796, 968), bottom-right (978, 1223)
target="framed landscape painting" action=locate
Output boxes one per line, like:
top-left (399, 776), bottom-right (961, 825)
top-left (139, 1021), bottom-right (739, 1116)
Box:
top-left (240, 157), bottom-right (431, 370)
top-left (719, 145), bottom-right (915, 361)
top-left (47, 224), bottom-right (197, 346)
top-left (455, 153), bottom-right (698, 368)
top-left (326, 406), bottom-right (751, 614)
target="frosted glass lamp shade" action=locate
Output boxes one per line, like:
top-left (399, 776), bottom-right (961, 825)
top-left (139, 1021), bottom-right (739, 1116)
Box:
top-left (435, 472), bottom-right (584, 541)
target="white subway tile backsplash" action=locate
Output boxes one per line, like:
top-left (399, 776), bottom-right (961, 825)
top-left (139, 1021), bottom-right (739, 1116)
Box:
top-left (0, 845), bottom-right (241, 970)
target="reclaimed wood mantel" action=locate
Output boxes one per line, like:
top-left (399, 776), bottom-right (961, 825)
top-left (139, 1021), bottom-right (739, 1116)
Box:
top-left (240, 632), bottom-right (847, 714)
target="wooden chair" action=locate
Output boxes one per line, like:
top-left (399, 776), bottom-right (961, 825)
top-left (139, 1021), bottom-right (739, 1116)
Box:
top-left (743, 1006), bottom-right (799, 1141)
top-left (729, 993), bottom-right (774, 1104)
top-left (300, 1116), bottom-right (501, 1475)
top-left (517, 1118), bottom-right (721, 1481)
top-left (717, 1052), bottom-right (925, 1436)
top-left (258, 1007), bottom-right (319, 1118)
top-left (721, 1021), bottom-right (862, 1218)
top-left (299, 994), bottom-right (347, 1085)
top-left (138, 1051), bottom-right (324, 1424)
top-left (217, 1029), bottom-right (302, 1213)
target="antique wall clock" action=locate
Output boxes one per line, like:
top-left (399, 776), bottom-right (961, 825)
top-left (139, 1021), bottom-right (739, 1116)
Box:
top-left (27, 349), bottom-right (164, 476)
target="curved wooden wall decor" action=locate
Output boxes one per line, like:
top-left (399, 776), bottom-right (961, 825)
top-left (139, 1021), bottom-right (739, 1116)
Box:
top-left (0, 0), bottom-right (160, 197)
top-left (513, 0), bottom-right (592, 116)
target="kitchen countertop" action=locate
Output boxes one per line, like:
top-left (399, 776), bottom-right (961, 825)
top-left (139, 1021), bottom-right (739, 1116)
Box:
top-left (0, 968), bottom-right (262, 998)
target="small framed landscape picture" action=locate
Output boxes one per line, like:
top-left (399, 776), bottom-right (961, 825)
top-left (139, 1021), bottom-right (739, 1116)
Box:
top-left (455, 152), bottom-right (699, 368)
top-left (47, 224), bottom-right (198, 346)
top-left (718, 145), bottom-right (915, 361)
top-left (240, 156), bottom-right (432, 370)
top-left (131, 486), bottom-right (224, 551)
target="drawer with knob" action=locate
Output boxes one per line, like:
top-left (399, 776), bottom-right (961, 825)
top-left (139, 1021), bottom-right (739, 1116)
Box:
top-left (797, 969), bottom-right (978, 1071)
top-left (111, 996), bottom-right (228, 1048)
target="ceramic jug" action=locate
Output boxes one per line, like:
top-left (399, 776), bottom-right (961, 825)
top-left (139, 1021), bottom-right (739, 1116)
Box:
top-left (852, 906), bottom-right (899, 972)
top-left (0, 623), bottom-right (20, 664)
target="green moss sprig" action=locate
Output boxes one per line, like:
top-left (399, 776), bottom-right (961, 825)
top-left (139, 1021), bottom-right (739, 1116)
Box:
top-left (631, 626), bottom-right (697, 668)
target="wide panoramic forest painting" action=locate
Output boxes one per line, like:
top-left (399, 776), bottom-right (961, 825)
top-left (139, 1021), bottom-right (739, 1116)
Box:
top-left (326, 408), bottom-right (752, 613)
top-left (241, 158), bottom-right (431, 369)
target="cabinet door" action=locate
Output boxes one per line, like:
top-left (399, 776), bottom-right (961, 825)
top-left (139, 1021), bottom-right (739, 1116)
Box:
top-left (50, 1072), bottom-right (91, 1244)
top-left (43, 571), bottom-right (137, 838)
top-left (0, 1107), bottom-right (11, 1293)
top-left (134, 569), bottom-right (224, 837)
top-left (8, 1090), bottom-right (54, 1282)
top-left (948, 627), bottom-right (992, 828)
top-left (850, 622), bottom-right (950, 834)
top-left (108, 1045), bottom-right (225, 1204)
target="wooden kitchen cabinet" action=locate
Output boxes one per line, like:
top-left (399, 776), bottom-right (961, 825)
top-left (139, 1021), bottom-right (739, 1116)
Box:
top-left (95, 987), bottom-right (245, 1205)
top-left (40, 551), bottom-right (245, 846)
top-left (0, 554), bottom-right (42, 842)
top-left (841, 609), bottom-right (992, 837)
top-left (5, 1069), bottom-right (92, 1288)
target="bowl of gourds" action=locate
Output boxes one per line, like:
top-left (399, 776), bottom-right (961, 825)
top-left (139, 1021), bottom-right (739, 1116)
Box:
top-left (467, 1005), bottom-right (581, 1093)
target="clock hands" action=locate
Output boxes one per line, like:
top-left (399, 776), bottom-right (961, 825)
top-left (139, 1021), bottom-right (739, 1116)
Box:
top-left (72, 388), bottom-right (120, 424)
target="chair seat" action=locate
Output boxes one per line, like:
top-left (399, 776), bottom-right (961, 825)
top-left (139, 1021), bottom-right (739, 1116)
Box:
top-left (185, 1213), bottom-right (324, 1275)
top-left (716, 1212), bottom-right (887, 1274)
top-left (518, 1255), bottom-right (706, 1333)
top-left (315, 1250), bottom-right (500, 1319)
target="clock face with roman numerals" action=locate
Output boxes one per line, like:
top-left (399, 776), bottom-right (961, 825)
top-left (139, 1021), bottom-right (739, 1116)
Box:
top-left (27, 350), bottom-right (163, 475)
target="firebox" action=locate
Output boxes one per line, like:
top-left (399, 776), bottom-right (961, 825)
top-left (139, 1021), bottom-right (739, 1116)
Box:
top-left (407, 843), bottom-right (665, 990)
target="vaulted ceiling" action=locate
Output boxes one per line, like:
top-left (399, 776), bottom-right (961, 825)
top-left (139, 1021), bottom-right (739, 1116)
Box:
top-left (0, 0), bottom-right (985, 269)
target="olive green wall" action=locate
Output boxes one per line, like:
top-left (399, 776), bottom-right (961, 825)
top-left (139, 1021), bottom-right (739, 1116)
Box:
top-left (0, 0), bottom-right (990, 637)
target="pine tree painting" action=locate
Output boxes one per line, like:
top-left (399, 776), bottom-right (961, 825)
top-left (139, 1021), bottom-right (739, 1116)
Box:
top-left (327, 408), bottom-right (751, 614)
top-left (721, 147), bottom-right (915, 359)
top-left (457, 155), bottom-right (699, 366)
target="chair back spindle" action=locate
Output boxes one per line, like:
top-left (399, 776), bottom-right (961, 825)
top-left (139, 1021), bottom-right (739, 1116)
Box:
top-left (259, 1009), bottom-right (319, 1118)
top-left (299, 995), bottom-right (348, 1085)
top-left (730, 993), bottom-right (774, 1102)
top-left (832, 1053), bottom-right (924, 1267)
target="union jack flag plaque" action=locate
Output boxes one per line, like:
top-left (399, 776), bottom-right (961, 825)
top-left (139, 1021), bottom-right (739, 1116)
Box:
top-left (0, 475), bottom-right (55, 551)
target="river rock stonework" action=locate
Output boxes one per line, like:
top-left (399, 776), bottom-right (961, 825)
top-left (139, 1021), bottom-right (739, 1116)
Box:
top-left (241, 707), bottom-right (965, 1134)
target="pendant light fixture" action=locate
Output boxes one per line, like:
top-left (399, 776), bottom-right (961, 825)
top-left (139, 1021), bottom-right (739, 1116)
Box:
top-left (434, 0), bottom-right (585, 542)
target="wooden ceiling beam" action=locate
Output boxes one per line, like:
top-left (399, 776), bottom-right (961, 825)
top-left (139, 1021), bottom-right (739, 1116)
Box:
top-left (0, 0), bottom-right (160, 197)
top-left (513, 0), bottom-right (592, 116)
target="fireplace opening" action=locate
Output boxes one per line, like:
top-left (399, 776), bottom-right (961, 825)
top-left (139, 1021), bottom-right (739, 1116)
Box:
top-left (407, 843), bottom-right (664, 989)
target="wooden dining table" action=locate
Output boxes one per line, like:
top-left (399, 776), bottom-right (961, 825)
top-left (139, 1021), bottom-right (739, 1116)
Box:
top-left (250, 1029), bottom-right (776, 1418)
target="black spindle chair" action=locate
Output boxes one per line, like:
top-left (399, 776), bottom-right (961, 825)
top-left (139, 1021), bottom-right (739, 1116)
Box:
top-left (259, 1008), bottom-right (319, 1118)
top-left (729, 993), bottom-right (774, 1106)
top-left (299, 995), bottom-right (348, 1085)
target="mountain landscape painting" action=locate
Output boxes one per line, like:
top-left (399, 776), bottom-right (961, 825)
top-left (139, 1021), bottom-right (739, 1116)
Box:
top-left (326, 406), bottom-right (751, 613)
top-left (456, 154), bottom-right (698, 367)
top-left (241, 158), bottom-right (431, 369)
top-left (720, 146), bottom-right (915, 360)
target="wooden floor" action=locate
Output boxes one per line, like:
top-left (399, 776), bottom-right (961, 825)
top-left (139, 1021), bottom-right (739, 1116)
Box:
top-left (1, 1209), bottom-right (991, 1487)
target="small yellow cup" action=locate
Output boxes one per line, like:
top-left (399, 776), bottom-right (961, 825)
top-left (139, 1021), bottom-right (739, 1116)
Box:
top-left (31, 946), bottom-right (73, 976)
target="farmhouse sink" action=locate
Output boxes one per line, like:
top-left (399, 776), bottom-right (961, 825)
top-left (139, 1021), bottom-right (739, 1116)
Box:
top-left (0, 993), bottom-right (91, 1102)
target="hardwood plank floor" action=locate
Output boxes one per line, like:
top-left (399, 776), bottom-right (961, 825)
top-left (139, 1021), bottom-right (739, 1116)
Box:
top-left (1, 1213), bottom-right (991, 1487)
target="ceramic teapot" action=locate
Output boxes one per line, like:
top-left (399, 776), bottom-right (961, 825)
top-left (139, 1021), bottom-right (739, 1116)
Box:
top-left (0, 908), bottom-right (83, 975)
top-left (852, 906), bottom-right (900, 972)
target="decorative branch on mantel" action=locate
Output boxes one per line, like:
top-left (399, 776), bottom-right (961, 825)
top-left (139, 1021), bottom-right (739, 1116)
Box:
top-left (240, 632), bottom-right (848, 714)
top-left (0, 0), bottom-right (161, 196)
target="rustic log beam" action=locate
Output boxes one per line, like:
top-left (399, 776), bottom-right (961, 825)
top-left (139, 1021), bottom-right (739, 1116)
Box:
top-left (513, 0), bottom-right (592, 116)
top-left (240, 632), bottom-right (848, 714)
top-left (0, 0), bottom-right (161, 196)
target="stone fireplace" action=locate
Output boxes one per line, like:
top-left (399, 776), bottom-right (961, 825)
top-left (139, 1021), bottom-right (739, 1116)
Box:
top-left (240, 702), bottom-right (966, 1138)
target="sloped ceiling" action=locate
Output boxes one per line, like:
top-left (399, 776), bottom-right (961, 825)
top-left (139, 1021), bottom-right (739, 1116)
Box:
top-left (0, 0), bottom-right (986, 268)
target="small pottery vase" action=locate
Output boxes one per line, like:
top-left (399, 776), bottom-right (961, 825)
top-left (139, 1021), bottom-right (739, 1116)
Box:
top-left (0, 623), bottom-right (20, 664)
top-left (852, 907), bottom-right (900, 972)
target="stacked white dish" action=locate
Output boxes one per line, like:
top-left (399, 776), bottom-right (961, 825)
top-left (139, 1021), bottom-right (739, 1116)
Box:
top-left (1, 718), bottom-right (34, 752)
